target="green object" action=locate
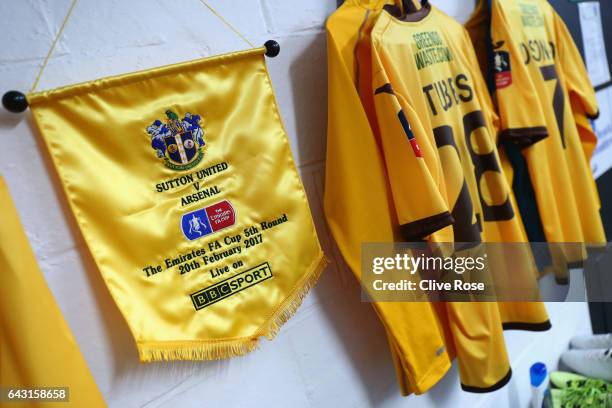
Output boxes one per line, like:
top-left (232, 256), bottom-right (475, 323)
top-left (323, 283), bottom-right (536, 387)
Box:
top-left (549, 372), bottom-right (612, 407)
top-left (551, 371), bottom-right (590, 389)
top-left (550, 389), bottom-right (564, 408)
top-left (165, 110), bottom-right (179, 121)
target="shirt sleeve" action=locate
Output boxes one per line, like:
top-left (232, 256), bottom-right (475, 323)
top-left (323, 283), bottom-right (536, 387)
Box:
top-left (490, 2), bottom-right (549, 147)
top-left (553, 11), bottom-right (600, 160)
top-left (324, 19), bottom-right (400, 275)
top-left (554, 12), bottom-right (599, 120)
top-left (572, 104), bottom-right (598, 161)
top-left (370, 43), bottom-right (454, 241)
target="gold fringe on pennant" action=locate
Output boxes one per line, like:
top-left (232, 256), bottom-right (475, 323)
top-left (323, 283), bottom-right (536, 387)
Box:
top-left (261, 255), bottom-right (329, 340)
top-left (138, 338), bottom-right (259, 362)
top-left (137, 255), bottom-right (329, 362)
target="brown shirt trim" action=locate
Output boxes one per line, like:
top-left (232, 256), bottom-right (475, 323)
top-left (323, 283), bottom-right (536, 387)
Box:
top-left (399, 211), bottom-right (454, 241)
top-left (499, 126), bottom-right (548, 148)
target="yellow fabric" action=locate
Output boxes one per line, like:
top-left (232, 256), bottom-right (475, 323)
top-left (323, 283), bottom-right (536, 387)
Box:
top-left (367, 7), bottom-right (536, 248)
top-left (0, 177), bottom-right (106, 408)
top-left (325, 0), bottom-right (399, 276)
top-left (553, 11), bottom-right (605, 244)
top-left (366, 6), bottom-right (548, 390)
top-left (467, 0), bottom-right (605, 250)
top-left (572, 100), bottom-right (598, 164)
top-left (326, 0), bottom-right (548, 394)
top-left (325, 0), bottom-right (453, 396)
top-left (458, 5), bottom-right (549, 328)
top-left (27, 47), bottom-right (326, 361)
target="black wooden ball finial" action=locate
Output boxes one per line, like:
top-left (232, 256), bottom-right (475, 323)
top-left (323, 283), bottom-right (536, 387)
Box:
top-left (264, 40), bottom-right (280, 58)
top-left (2, 91), bottom-right (28, 113)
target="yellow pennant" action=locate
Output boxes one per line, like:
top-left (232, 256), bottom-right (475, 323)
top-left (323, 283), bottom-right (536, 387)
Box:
top-left (28, 47), bottom-right (327, 361)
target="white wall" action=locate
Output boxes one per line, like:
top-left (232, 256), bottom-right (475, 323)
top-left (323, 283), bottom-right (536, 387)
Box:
top-left (0, 1), bottom-right (592, 407)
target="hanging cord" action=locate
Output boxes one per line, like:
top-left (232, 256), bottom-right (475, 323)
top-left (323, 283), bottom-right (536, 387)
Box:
top-left (197, 0), bottom-right (255, 48)
top-left (30, 0), bottom-right (78, 92)
top-left (29, 0), bottom-right (255, 93)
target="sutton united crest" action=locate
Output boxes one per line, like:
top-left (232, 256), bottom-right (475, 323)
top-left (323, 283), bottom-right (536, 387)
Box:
top-left (146, 110), bottom-right (205, 171)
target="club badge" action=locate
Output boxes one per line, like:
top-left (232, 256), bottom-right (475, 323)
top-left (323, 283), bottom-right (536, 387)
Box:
top-left (146, 110), bottom-right (206, 171)
top-left (493, 50), bottom-right (512, 89)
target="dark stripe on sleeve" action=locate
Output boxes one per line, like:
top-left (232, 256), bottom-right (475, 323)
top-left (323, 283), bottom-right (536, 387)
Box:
top-left (499, 126), bottom-right (548, 148)
top-left (586, 110), bottom-right (600, 120)
top-left (374, 83), bottom-right (394, 95)
top-left (567, 260), bottom-right (584, 269)
top-left (399, 211), bottom-right (454, 242)
top-left (461, 368), bottom-right (512, 394)
top-left (502, 320), bottom-right (552, 332)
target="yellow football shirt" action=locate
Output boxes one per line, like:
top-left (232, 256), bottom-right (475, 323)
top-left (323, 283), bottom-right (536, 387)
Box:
top-left (325, 0), bottom-right (453, 395)
top-left (327, 0), bottom-right (550, 394)
top-left (466, 0), bottom-right (605, 251)
top-left (553, 8), bottom-right (605, 244)
top-left (367, 4), bottom-right (550, 391)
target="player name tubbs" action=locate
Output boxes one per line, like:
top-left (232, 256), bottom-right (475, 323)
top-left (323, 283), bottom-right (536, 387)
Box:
top-left (155, 161), bottom-right (229, 192)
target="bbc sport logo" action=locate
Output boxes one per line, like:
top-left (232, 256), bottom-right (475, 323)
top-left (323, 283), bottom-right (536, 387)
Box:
top-left (180, 200), bottom-right (236, 241)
